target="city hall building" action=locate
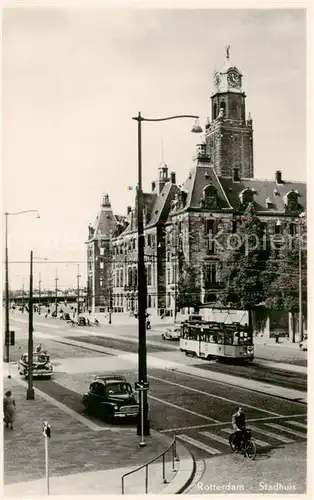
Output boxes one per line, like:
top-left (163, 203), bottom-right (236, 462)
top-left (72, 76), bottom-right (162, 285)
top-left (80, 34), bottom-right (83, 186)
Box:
top-left (86, 52), bottom-right (306, 316)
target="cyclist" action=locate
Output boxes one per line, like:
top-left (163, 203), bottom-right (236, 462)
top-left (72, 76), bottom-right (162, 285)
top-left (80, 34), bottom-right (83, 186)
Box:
top-left (231, 406), bottom-right (247, 451)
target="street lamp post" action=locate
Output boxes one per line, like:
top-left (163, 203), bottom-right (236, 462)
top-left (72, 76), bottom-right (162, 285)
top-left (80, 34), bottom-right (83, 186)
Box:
top-left (3, 209), bottom-right (39, 363)
top-left (26, 256), bottom-right (48, 399)
top-left (55, 270), bottom-right (59, 317)
top-left (22, 283), bottom-right (25, 311)
top-left (77, 264), bottom-right (81, 316)
top-left (4, 213), bottom-right (9, 363)
top-left (132, 112), bottom-right (202, 439)
top-left (38, 273), bottom-right (42, 315)
top-left (299, 212), bottom-right (306, 342)
top-left (27, 250), bottom-right (34, 400)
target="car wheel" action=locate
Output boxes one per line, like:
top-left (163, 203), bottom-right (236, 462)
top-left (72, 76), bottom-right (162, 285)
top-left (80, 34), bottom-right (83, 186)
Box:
top-left (102, 406), bottom-right (114, 421)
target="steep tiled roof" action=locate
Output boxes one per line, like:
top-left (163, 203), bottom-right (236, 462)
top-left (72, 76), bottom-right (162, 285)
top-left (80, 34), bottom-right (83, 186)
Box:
top-left (87, 195), bottom-right (117, 242)
top-left (219, 177), bottom-right (306, 212)
top-left (171, 165), bottom-right (231, 214)
top-left (118, 181), bottom-right (177, 235)
top-left (146, 182), bottom-right (178, 227)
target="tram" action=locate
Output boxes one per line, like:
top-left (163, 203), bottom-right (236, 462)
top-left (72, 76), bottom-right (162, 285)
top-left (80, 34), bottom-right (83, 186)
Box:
top-left (180, 319), bottom-right (254, 362)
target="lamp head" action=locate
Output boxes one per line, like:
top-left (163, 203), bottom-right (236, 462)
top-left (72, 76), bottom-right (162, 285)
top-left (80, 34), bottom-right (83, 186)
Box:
top-left (191, 118), bottom-right (203, 134)
top-left (36, 212), bottom-right (41, 219)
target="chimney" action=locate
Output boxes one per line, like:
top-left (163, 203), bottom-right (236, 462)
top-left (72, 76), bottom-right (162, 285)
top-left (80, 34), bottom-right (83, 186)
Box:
top-left (232, 167), bottom-right (240, 182)
top-left (275, 170), bottom-right (283, 184)
top-left (151, 181), bottom-right (156, 191)
top-left (170, 172), bottom-right (176, 184)
top-left (127, 206), bottom-right (132, 215)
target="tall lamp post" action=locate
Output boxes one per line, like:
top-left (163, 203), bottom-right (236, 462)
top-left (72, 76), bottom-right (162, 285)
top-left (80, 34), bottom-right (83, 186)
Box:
top-left (77, 264), bottom-right (81, 316)
top-left (27, 250), bottom-right (35, 400)
top-left (299, 212), bottom-right (306, 342)
top-left (3, 209), bottom-right (39, 363)
top-left (27, 255), bottom-right (48, 400)
top-left (38, 272), bottom-right (42, 315)
top-left (55, 270), bottom-right (59, 317)
top-left (132, 112), bottom-right (202, 439)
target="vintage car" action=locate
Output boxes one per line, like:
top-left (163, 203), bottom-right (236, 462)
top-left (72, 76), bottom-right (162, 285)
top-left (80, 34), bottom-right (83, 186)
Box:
top-left (82, 375), bottom-right (139, 420)
top-left (60, 312), bottom-right (71, 321)
top-left (18, 352), bottom-right (53, 379)
top-left (161, 326), bottom-right (181, 341)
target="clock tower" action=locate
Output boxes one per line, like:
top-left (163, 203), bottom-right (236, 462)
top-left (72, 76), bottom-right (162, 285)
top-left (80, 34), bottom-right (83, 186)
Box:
top-left (205, 47), bottom-right (254, 179)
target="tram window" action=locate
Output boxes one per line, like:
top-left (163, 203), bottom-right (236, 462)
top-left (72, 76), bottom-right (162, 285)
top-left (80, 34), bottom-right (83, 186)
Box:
top-left (207, 332), bottom-right (216, 343)
top-left (225, 332), bottom-right (234, 345)
top-left (217, 333), bottom-right (224, 344)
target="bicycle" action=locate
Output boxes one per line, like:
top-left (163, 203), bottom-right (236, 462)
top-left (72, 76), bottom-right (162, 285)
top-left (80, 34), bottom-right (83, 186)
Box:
top-left (229, 429), bottom-right (257, 460)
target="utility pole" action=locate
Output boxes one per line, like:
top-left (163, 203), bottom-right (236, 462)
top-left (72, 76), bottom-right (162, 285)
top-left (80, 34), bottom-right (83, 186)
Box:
top-left (77, 264), bottom-right (81, 316)
top-left (38, 272), bottom-right (42, 315)
top-left (298, 212), bottom-right (306, 343)
top-left (299, 241), bottom-right (303, 342)
top-left (27, 250), bottom-right (34, 400)
top-left (4, 213), bottom-right (9, 362)
top-left (22, 283), bottom-right (25, 311)
top-left (55, 270), bottom-right (59, 317)
top-left (108, 278), bottom-right (112, 324)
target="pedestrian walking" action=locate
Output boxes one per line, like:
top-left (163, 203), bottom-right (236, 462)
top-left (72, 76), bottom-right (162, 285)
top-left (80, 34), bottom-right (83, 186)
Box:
top-left (3, 391), bottom-right (16, 430)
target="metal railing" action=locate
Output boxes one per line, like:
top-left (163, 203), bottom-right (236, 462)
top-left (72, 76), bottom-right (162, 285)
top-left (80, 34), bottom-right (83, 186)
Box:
top-left (121, 435), bottom-right (177, 494)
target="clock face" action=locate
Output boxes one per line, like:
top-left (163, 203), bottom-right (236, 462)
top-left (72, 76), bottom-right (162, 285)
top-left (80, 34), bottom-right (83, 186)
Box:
top-left (227, 71), bottom-right (241, 88)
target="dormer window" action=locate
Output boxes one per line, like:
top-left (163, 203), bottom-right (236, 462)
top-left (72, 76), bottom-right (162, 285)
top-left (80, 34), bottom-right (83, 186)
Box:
top-left (180, 190), bottom-right (187, 207)
top-left (239, 188), bottom-right (254, 205)
top-left (275, 220), bottom-right (282, 235)
top-left (202, 184), bottom-right (218, 209)
top-left (266, 197), bottom-right (272, 208)
top-left (284, 190), bottom-right (299, 213)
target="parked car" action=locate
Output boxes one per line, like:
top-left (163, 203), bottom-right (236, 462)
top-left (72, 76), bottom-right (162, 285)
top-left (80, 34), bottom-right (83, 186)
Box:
top-left (60, 312), bottom-right (71, 321)
top-left (188, 315), bottom-right (204, 322)
top-left (161, 326), bottom-right (181, 341)
top-left (82, 375), bottom-right (139, 420)
top-left (18, 352), bottom-right (53, 379)
top-left (299, 338), bottom-right (308, 351)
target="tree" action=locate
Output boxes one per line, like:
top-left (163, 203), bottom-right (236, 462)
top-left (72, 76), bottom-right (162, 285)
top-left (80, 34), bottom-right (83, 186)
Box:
top-left (177, 261), bottom-right (201, 312)
top-left (218, 203), bottom-right (271, 324)
top-left (263, 241), bottom-right (307, 342)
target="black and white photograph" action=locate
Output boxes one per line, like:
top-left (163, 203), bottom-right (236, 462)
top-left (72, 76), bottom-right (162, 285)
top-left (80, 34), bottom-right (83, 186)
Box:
top-left (2, 3), bottom-right (309, 497)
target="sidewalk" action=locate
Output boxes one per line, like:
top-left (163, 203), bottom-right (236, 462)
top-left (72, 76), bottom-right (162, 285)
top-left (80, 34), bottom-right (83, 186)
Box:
top-left (254, 334), bottom-right (303, 350)
top-left (186, 441), bottom-right (307, 494)
top-left (3, 375), bottom-right (194, 496)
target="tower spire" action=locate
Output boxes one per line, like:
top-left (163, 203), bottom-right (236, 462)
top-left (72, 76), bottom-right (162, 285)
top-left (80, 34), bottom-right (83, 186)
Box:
top-left (226, 44), bottom-right (230, 60)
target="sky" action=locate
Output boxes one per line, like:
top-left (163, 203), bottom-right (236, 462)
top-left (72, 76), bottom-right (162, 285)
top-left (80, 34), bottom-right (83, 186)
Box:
top-left (2, 6), bottom-right (307, 290)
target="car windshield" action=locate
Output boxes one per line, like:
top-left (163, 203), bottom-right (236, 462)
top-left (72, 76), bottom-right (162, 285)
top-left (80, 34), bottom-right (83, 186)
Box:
top-left (22, 354), bottom-right (48, 363)
top-left (106, 383), bottom-right (132, 395)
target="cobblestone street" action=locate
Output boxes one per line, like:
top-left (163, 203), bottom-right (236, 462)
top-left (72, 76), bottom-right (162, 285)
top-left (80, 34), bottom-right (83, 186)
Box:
top-left (3, 379), bottom-right (169, 485)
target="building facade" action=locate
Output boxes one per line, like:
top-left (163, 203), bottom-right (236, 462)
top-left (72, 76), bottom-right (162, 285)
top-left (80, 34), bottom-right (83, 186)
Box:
top-left (86, 50), bottom-right (306, 317)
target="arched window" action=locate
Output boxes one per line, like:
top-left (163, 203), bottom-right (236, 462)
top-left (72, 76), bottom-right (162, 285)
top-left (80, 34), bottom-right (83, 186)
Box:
top-left (232, 101), bottom-right (237, 118)
top-left (213, 103), bottom-right (217, 119)
top-left (284, 191), bottom-right (299, 213)
top-left (202, 184), bottom-right (218, 208)
top-left (133, 267), bottom-right (138, 287)
top-left (220, 101), bottom-right (226, 114)
top-left (239, 188), bottom-right (254, 205)
top-left (128, 268), bottom-right (132, 287)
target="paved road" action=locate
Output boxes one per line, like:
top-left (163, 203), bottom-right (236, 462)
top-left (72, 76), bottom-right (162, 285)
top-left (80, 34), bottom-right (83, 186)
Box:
top-left (8, 316), bottom-right (307, 471)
